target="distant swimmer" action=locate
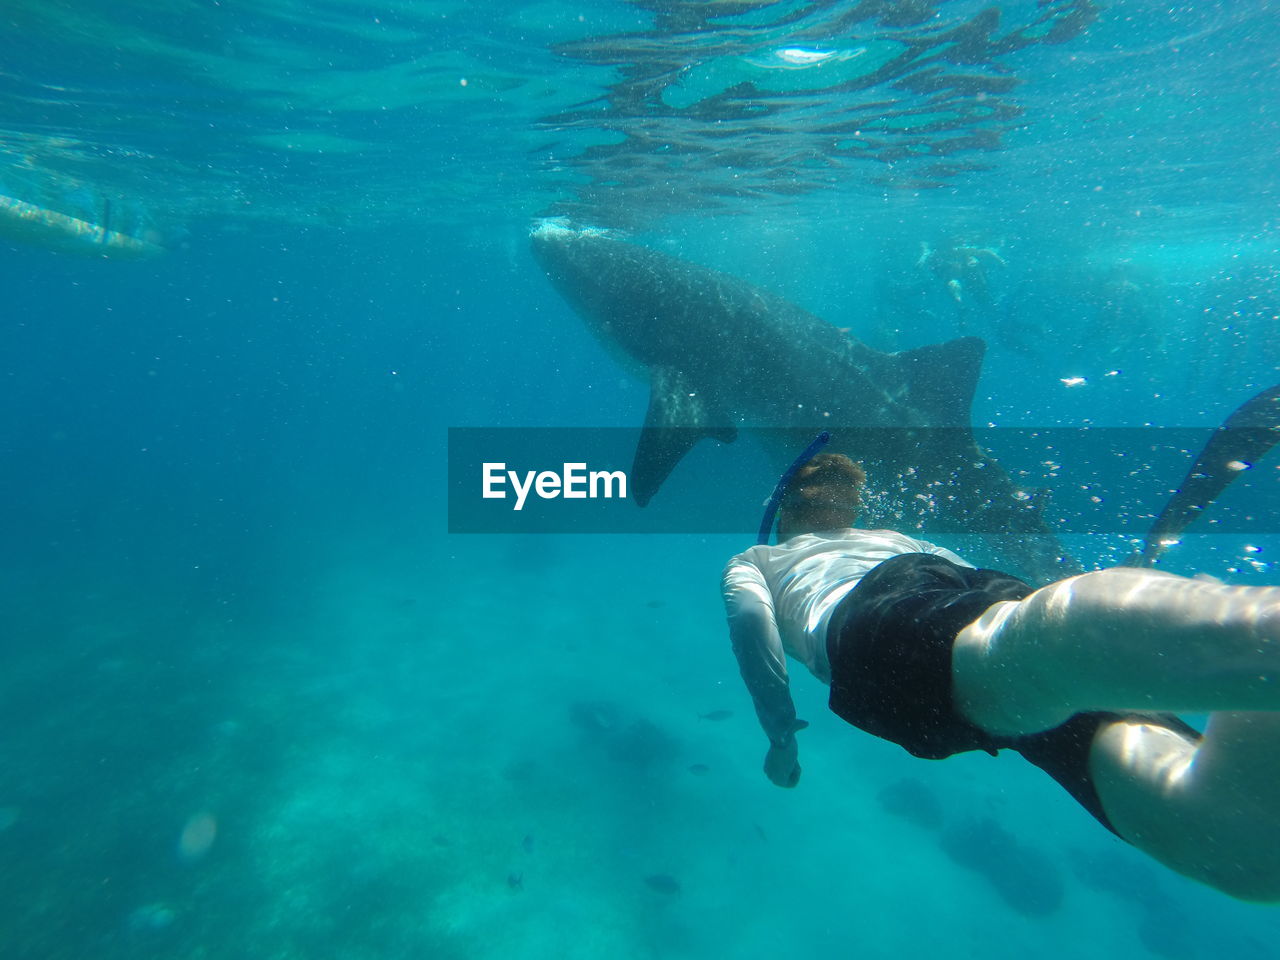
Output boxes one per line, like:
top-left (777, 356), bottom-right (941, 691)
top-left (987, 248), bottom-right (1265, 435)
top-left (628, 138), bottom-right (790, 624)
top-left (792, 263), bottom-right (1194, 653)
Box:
top-left (724, 446), bottom-right (1280, 902)
top-left (917, 237), bottom-right (1006, 309)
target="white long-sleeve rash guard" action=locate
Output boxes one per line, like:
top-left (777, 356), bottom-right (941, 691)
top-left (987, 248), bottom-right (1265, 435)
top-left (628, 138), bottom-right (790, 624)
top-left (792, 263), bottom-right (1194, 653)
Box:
top-left (721, 528), bottom-right (971, 746)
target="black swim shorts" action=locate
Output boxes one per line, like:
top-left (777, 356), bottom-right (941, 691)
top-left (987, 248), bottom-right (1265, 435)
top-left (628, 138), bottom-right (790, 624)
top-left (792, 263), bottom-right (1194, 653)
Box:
top-left (826, 552), bottom-right (1030, 760)
top-left (826, 552), bottom-right (1202, 836)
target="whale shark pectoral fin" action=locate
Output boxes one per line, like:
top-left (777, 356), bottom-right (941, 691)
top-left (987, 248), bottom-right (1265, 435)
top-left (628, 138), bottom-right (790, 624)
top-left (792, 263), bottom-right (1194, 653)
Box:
top-left (894, 335), bottom-right (987, 427)
top-left (632, 366), bottom-right (737, 507)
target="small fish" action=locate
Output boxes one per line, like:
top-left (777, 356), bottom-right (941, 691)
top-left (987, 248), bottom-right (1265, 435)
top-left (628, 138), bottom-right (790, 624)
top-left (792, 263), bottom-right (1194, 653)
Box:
top-left (698, 710), bottom-right (733, 722)
top-left (687, 764), bottom-right (710, 776)
top-left (521, 834), bottom-right (535, 853)
top-left (507, 872), bottom-right (524, 890)
top-left (644, 873), bottom-right (681, 895)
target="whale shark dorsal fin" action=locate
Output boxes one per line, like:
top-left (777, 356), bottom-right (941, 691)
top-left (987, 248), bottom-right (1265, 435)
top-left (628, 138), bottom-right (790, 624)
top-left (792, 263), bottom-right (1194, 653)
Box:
top-left (895, 335), bottom-right (986, 427)
top-left (632, 366), bottom-right (738, 506)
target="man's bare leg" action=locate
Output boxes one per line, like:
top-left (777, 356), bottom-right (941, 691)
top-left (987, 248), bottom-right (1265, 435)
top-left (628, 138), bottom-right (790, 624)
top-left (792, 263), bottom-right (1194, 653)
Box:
top-left (949, 566), bottom-right (1280, 900)
top-left (952, 567), bottom-right (1280, 736)
top-left (1090, 712), bottom-right (1280, 901)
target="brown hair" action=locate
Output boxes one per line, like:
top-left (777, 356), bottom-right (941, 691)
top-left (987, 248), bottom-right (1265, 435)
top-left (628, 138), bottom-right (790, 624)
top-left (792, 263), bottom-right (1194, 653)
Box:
top-left (776, 453), bottom-right (866, 541)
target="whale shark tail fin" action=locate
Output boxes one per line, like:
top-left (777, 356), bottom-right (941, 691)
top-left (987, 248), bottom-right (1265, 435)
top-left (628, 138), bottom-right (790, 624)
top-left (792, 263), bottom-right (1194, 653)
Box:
top-left (895, 336), bottom-right (986, 428)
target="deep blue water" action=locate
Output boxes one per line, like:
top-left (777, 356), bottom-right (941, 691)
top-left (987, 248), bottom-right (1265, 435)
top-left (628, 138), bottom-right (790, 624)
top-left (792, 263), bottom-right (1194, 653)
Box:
top-left (1, 3), bottom-right (1279, 959)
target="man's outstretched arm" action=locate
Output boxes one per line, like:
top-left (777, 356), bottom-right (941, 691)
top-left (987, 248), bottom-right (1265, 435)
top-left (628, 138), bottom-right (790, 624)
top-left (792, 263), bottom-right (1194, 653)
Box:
top-left (723, 556), bottom-right (808, 786)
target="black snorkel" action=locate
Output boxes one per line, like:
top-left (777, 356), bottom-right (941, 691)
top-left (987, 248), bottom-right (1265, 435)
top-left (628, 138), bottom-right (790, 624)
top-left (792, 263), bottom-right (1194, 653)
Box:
top-left (757, 431), bottom-right (832, 545)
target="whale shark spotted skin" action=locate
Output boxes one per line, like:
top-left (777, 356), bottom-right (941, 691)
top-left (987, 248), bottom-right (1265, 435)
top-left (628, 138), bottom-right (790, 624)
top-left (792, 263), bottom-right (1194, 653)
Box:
top-left (530, 220), bottom-right (1081, 582)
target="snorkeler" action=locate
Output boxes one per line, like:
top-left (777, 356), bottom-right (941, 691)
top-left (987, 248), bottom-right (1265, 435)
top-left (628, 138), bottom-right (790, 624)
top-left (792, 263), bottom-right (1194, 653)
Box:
top-left (722, 451), bottom-right (1280, 901)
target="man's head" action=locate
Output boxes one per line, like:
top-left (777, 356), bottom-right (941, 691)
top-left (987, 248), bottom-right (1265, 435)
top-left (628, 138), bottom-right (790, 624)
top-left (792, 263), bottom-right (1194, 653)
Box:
top-left (776, 453), bottom-right (866, 541)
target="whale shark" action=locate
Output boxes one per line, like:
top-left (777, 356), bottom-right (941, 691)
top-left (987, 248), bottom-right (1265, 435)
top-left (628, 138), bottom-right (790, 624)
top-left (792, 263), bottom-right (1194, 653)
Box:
top-left (530, 219), bottom-right (1082, 582)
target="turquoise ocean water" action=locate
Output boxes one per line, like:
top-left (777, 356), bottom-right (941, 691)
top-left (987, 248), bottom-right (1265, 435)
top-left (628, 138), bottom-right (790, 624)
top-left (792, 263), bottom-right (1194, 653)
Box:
top-left (1, 2), bottom-right (1278, 958)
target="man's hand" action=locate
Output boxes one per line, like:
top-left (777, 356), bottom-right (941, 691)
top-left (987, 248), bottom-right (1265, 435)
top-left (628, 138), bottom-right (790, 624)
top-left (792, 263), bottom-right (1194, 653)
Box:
top-left (763, 720), bottom-right (809, 788)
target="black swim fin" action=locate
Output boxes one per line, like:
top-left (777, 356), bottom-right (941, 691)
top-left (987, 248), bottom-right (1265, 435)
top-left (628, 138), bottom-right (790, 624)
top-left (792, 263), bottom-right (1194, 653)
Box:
top-left (1127, 383), bottom-right (1280, 567)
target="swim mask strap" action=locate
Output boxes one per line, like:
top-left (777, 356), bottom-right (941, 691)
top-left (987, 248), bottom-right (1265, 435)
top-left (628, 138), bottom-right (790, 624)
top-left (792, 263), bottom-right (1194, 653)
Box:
top-left (756, 432), bottom-right (832, 545)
